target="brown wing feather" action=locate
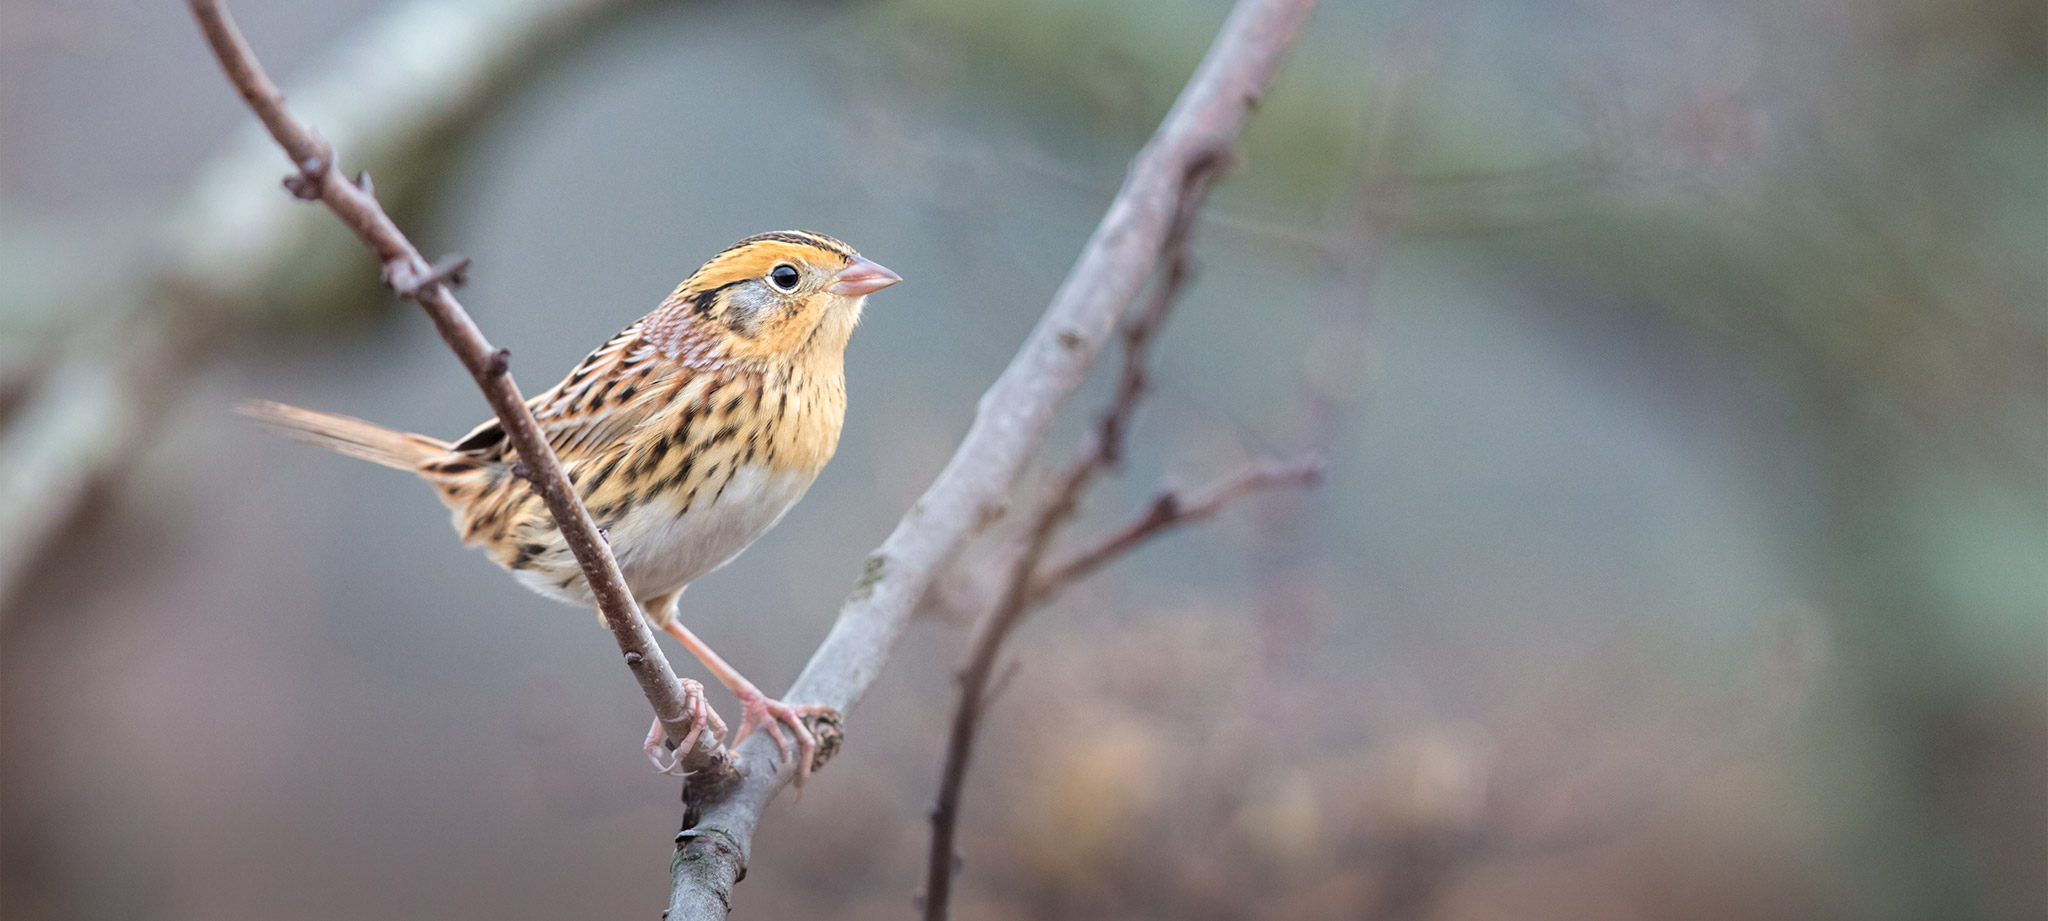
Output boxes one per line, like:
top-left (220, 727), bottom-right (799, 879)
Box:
top-left (447, 322), bottom-right (677, 460)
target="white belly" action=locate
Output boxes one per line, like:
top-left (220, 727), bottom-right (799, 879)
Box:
top-left (615, 464), bottom-right (815, 596)
top-left (512, 464), bottom-right (815, 604)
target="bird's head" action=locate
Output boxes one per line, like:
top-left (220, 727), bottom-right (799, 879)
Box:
top-left (659, 231), bottom-right (899, 366)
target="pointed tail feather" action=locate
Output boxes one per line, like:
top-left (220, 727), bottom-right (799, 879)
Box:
top-left (238, 400), bottom-right (450, 471)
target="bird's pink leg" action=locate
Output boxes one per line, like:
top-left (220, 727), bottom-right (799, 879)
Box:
top-left (660, 619), bottom-right (827, 786)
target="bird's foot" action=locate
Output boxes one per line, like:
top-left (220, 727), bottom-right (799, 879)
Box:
top-left (728, 688), bottom-right (832, 787)
top-left (644, 679), bottom-right (727, 776)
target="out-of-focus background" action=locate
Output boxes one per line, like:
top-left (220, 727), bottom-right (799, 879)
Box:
top-left (2, 0), bottom-right (2041, 918)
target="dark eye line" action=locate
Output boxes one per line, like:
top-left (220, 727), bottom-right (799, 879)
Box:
top-left (690, 278), bottom-right (746, 317)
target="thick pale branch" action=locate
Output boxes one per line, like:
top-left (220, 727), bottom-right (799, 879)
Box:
top-left (667, 0), bottom-right (1323, 916)
top-left (185, 0), bottom-right (729, 778)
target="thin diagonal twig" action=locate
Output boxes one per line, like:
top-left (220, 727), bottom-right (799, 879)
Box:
top-left (919, 152), bottom-right (1222, 921)
top-left (920, 141), bottom-right (1324, 917)
top-left (185, 0), bottom-right (731, 781)
top-left (1027, 455), bottom-right (1326, 602)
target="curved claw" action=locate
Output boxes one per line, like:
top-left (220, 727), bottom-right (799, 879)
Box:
top-left (648, 618), bottom-right (824, 786)
top-left (643, 681), bottom-right (726, 776)
top-left (730, 690), bottom-right (829, 788)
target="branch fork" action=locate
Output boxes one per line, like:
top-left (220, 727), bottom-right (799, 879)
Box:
top-left (918, 149), bottom-right (1323, 921)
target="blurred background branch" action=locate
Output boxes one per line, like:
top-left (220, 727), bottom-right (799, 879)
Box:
top-left (923, 151), bottom-right (1319, 919)
top-left (0, 0), bottom-right (675, 607)
top-left (1028, 456), bottom-right (1327, 602)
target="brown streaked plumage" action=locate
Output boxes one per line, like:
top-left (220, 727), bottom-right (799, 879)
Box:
top-left (243, 230), bottom-right (899, 780)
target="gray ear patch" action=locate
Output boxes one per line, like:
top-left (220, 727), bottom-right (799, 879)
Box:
top-left (720, 281), bottom-right (781, 338)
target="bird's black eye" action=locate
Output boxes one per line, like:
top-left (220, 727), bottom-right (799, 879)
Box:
top-left (768, 264), bottom-right (801, 292)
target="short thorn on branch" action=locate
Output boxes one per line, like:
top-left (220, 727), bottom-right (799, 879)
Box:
top-left (484, 347), bottom-right (511, 377)
top-left (385, 254), bottom-right (473, 301)
top-left (280, 151), bottom-right (330, 200)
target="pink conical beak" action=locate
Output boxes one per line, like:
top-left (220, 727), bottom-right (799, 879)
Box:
top-left (828, 257), bottom-right (902, 296)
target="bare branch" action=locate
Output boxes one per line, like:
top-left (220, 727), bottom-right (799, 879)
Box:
top-left (917, 156), bottom-right (1323, 917)
top-left (919, 154), bottom-right (1221, 920)
top-left (184, 0), bottom-right (730, 779)
top-left (667, 0), bottom-right (1323, 916)
top-left (1245, 0), bottom-right (1446, 678)
top-left (1028, 455), bottom-right (1327, 601)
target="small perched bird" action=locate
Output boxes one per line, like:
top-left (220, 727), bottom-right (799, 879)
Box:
top-left (243, 231), bottom-right (899, 779)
